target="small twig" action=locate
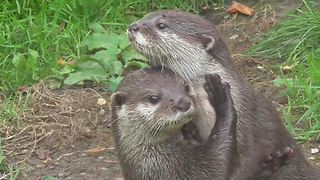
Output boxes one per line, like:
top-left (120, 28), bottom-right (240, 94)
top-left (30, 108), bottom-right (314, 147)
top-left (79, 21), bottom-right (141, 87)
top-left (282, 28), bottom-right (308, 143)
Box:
top-left (56, 152), bottom-right (74, 161)
top-left (16, 130), bottom-right (53, 164)
top-left (2, 125), bottom-right (32, 141)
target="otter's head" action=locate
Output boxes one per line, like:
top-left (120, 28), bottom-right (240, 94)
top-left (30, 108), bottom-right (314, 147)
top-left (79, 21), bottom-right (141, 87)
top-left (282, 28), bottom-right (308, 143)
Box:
top-left (111, 67), bottom-right (196, 142)
top-left (127, 10), bottom-right (233, 83)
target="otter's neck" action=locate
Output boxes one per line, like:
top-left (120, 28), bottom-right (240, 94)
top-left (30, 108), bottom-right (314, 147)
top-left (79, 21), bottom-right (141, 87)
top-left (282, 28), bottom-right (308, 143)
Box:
top-left (115, 119), bottom-right (184, 158)
top-left (114, 123), bottom-right (202, 179)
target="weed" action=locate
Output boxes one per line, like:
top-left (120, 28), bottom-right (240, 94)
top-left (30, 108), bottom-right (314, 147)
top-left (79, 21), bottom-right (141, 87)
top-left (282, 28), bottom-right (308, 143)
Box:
top-left (0, 0), bottom-right (218, 95)
top-left (0, 138), bottom-right (20, 180)
top-left (0, 94), bottom-right (30, 124)
top-left (62, 23), bottom-right (149, 92)
top-left (250, 1), bottom-right (320, 140)
top-left (248, 0), bottom-right (320, 63)
top-left (274, 51), bottom-right (320, 141)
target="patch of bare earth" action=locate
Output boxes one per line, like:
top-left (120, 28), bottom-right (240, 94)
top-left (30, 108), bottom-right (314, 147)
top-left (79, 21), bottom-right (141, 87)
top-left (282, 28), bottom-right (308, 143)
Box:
top-left (2, 84), bottom-right (122, 180)
top-left (1, 1), bottom-right (319, 179)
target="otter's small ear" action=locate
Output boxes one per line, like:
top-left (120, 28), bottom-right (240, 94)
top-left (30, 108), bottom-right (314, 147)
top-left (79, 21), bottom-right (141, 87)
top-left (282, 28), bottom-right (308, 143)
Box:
top-left (111, 92), bottom-right (127, 107)
top-left (199, 34), bottom-right (215, 51)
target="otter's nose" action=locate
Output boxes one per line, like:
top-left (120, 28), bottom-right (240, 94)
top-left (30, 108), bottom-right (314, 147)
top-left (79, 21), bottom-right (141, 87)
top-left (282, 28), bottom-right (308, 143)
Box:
top-left (128, 23), bottom-right (140, 33)
top-left (172, 97), bottom-right (191, 112)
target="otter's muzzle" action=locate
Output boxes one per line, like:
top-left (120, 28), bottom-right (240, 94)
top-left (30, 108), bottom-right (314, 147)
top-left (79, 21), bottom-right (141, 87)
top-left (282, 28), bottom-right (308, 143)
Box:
top-left (128, 23), bottom-right (140, 33)
top-left (171, 97), bottom-right (191, 112)
top-left (128, 23), bottom-right (141, 42)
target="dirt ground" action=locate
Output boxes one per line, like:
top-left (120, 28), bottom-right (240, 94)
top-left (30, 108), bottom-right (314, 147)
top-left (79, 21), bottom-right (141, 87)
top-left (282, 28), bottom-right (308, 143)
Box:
top-left (1, 1), bottom-right (320, 179)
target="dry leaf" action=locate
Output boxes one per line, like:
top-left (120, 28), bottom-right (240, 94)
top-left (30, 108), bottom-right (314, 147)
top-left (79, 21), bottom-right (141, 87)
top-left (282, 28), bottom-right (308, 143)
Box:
top-left (43, 157), bottom-right (53, 166)
top-left (57, 58), bottom-right (65, 65)
top-left (311, 148), bottom-right (319, 154)
top-left (97, 98), bottom-right (107, 106)
top-left (227, 1), bottom-right (254, 16)
top-left (18, 86), bottom-right (28, 94)
top-left (83, 147), bottom-right (107, 156)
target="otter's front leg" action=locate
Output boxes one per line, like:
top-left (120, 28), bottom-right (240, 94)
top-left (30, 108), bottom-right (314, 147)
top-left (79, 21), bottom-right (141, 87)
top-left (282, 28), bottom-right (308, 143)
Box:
top-left (204, 74), bottom-right (237, 143)
top-left (255, 147), bottom-right (294, 179)
top-left (204, 74), bottom-right (238, 178)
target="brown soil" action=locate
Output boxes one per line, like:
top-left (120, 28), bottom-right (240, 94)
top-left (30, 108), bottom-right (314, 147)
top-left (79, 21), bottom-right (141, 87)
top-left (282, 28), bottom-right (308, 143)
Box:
top-left (1, 1), bottom-right (319, 179)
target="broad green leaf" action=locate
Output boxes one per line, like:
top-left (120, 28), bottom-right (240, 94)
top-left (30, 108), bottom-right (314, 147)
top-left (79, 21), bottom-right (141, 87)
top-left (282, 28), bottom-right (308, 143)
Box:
top-left (12, 53), bottom-right (23, 67)
top-left (27, 49), bottom-right (39, 79)
top-left (125, 61), bottom-right (149, 69)
top-left (92, 49), bottom-right (119, 70)
top-left (108, 76), bottom-right (123, 92)
top-left (112, 61), bottom-right (123, 75)
top-left (77, 61), bottom-right (104, 70)
top-left (64, 67), bottom-right (107, 85)
top-left (89, 23), bottom-right (106, 33)
top-left (59, 65), bottom-right (75, 75)
top-left (121, 48), bottom-right (147, 64)
top-left (117, 33), bottom-right (131, 49)
top-left (94, 48), bottom-right (119, 62)
top-left (82, 33), bottom-right (118, 50)
top-left (28, 49), bottom-right (39, 60)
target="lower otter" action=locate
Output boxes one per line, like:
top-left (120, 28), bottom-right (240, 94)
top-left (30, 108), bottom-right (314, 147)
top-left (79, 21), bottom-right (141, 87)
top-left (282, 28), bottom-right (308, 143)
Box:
top-left (110, 68), bottom-right (238, 180)
top-left (128, 10), bottom-right (320, 179)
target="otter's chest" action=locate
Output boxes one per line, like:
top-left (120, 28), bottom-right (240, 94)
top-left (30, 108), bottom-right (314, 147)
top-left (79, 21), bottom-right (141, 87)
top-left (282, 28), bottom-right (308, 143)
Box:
top-left (120, 145), bottom-right (192, 180)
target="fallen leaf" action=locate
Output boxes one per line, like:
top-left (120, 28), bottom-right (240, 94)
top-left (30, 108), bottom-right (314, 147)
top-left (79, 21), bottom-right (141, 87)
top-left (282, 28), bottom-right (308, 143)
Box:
top-left (83, 147), bottom-right (107, 156)
top-left (311, 148), bottom-right (319, 154)
top-left (43, 157), bottom-right (53, 166)
top-left (227, 1), bottom-right (254, 16)
top-left (57, 58), bottom-right (65, 65)
top-left (282, 64), bottom-right (295, 70)
top-left (97, 98), bottom-right (107, 106)
top-left (309, 156), bottom-right (316, 161)
top-left (18, 86), bottom-right (28, 94)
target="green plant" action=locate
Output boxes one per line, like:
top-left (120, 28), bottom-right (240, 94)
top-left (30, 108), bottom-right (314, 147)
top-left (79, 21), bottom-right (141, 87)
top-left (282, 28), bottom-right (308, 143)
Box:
top-left (250, 1), bottom-right (320, 141)
top-left (0, 0), bottom-right (217, 95)
top-left (62, 23), bottom-right (148, 92)
top-left (273, 51), bottom-right (320, 141)
top-left (0, 139), bottom-right (4, 172)
top-left (0, 0), bottom-right (93, 94)
top-left (0, 138), bottom-right (19, 180)
top-left (248, 0), bottom-right (320, 63)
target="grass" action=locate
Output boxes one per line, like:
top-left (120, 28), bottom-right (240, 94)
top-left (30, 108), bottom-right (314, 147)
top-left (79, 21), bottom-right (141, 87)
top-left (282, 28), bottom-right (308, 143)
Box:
top-left (0, 0), bottom-right (216, 95)
top-left (0, 0), bottom-right (221, 178)
top-left (250, 0), bottom-right (320, 141)
top-left (249, 1), bottom-right (320, 63)
top-left (0, 138), bottom-right (20, 180)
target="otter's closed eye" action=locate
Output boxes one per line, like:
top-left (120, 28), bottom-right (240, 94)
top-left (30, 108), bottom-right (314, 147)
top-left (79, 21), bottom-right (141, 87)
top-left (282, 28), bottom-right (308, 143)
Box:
top-left (156, 23), bottom-right (166, 29)
top-left (148, 95), bottom-right (161, 104)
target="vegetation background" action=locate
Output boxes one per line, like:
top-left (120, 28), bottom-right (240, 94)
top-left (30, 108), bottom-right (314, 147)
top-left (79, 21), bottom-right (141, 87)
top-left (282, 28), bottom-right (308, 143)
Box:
top-left (0, 0), bottom-right (319, 179)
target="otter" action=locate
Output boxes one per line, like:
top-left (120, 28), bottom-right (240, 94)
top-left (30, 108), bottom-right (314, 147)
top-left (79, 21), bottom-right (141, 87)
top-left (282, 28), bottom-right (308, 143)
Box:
top-left (127, 10), bottom-right (320, 179)
top-left (110, 68), bottom-right (238, 180)
top-left (109, 67), bottom-right (294, 180)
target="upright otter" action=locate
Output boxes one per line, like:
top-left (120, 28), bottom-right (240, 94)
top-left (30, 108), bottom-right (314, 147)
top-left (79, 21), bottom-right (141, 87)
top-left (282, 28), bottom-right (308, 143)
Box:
top-left (127, 10), bottom-right (320, 179)
top-left (110, 68), bottom-right (238, 180)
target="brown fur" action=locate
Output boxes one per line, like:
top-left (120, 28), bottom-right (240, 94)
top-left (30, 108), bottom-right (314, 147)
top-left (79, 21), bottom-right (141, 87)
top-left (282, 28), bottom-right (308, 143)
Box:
top-left (128, 10), bottom-right (320, 179)
top-left (110, 68), bottom-right (238, 180)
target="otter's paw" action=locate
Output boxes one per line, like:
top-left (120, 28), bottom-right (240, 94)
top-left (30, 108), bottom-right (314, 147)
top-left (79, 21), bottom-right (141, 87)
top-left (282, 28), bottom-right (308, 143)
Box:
top-left (260, 147), bottom-right (294, 177)
top-left (204, 74), bottom-right (234, 119)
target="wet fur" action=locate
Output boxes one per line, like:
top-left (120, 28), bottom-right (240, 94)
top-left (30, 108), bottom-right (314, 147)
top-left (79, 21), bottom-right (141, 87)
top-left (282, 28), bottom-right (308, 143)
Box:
top-left (128, 10), bottom-right (320, 179)
top-left (110, 69), bottom-right (238, 180)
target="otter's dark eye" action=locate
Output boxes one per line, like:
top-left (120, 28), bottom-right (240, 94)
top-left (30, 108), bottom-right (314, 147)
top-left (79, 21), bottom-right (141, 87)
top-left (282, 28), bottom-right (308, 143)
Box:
top-left (156, 23), bottom-right (166, 29)
top-left (148, 95), bottom-right (161, 104)
top-left (184, 82), bottom-right (190, 93)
